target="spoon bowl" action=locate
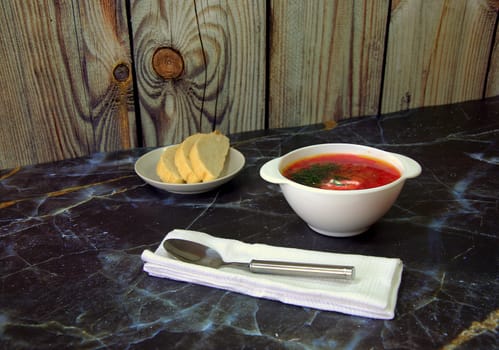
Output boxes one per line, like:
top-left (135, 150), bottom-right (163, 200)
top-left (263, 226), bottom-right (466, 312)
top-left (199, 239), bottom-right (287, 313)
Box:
top-left (164, 238), bottom-right (228, 268)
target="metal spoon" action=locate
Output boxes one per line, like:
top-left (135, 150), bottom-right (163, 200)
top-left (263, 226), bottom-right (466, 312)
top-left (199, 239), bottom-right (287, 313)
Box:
top-left (163, 238), bottom-right (355, 280)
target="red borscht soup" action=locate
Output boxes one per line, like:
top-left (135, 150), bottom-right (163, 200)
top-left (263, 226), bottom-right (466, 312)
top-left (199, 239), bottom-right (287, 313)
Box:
top-left (282, 153), bottom-right (401, 190)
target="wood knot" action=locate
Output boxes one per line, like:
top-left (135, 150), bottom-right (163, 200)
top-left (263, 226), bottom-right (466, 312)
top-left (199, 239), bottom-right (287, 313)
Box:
top-left (152, 47), bottom-right (184, 80)
top-left (113, 63), bottom-right (130, 82)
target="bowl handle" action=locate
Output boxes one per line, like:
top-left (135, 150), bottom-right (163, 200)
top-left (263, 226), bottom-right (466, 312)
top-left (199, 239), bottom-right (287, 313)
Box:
top-left (259, 157), bottom-right (286, 184)
top-left (392, 153), bottom-right (422, 179)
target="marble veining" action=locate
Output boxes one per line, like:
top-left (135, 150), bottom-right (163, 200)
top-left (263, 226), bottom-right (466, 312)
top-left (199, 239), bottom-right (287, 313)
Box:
top-left (1, 97), bottom-right (498, 349)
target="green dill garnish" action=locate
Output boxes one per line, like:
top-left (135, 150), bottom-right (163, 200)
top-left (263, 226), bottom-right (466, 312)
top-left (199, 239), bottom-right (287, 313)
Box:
top-left (289, 163), bottom-right (340, 188)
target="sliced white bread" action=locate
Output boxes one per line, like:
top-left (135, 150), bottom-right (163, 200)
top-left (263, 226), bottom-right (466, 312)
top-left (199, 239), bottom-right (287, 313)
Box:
top-left (156, 145), bottom-right (184, 183)
top-left (190, 131), bottom-right (230, 182)
top-left (175, 133), bottom-right (203, 183)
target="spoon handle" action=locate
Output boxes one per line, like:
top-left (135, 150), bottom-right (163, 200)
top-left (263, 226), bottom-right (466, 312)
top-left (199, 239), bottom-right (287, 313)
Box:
top-left (248, 260), bottom-right (355, 280)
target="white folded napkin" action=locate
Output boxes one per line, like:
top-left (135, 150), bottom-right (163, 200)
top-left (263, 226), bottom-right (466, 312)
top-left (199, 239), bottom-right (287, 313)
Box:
top-left (141, 229), bottom-right (403, 319)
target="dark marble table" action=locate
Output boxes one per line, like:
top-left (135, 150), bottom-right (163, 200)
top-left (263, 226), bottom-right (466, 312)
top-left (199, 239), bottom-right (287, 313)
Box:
top-left (1, 97), bottom-right (498, 349)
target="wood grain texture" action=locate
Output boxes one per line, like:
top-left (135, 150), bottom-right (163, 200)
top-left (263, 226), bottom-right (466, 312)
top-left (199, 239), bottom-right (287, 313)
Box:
top-left (77, 0), bottom-right (136, 152)
top-left (1, 0), bottom-right (497, 169)
top-left (382, 0), bottom-right (498, 114)
top-left (131, 0), bottom-right (266, 147)
top-left (0, 0), bottom-right (134, 169)
top-left (485, 19), bottom-right (499, 97)
top-left (269, 0), bottom-right (389, 128)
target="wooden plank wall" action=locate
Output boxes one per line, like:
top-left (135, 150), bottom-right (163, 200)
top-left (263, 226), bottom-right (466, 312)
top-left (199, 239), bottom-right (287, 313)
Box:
top-left (381, 0), bottom-right (498, 113)
top-left (486, 16), bottom-right (499, 97)
top-left (269, 0), bottom-right (389, 128)
top-left (0, 0), bottom-right (134, 169)
top-left (0, 0), bottom-right (498, 169)
top-left (130, 0), bottom-right (266, 146)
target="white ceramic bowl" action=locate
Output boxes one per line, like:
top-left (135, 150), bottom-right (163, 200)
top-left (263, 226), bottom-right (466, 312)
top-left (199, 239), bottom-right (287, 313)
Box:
top-left (260, 143), bottom-right (421, 237)
top-left (135, 146), bottom-right (245, 194)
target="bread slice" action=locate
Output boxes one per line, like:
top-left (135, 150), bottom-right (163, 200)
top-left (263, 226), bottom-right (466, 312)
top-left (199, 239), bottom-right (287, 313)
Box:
top-left (175, 133), bottom-right (203, 183)
top-left (190, 131), bottom-right (230, 182)
top-left (156, 145), bottom-right (184, 183)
